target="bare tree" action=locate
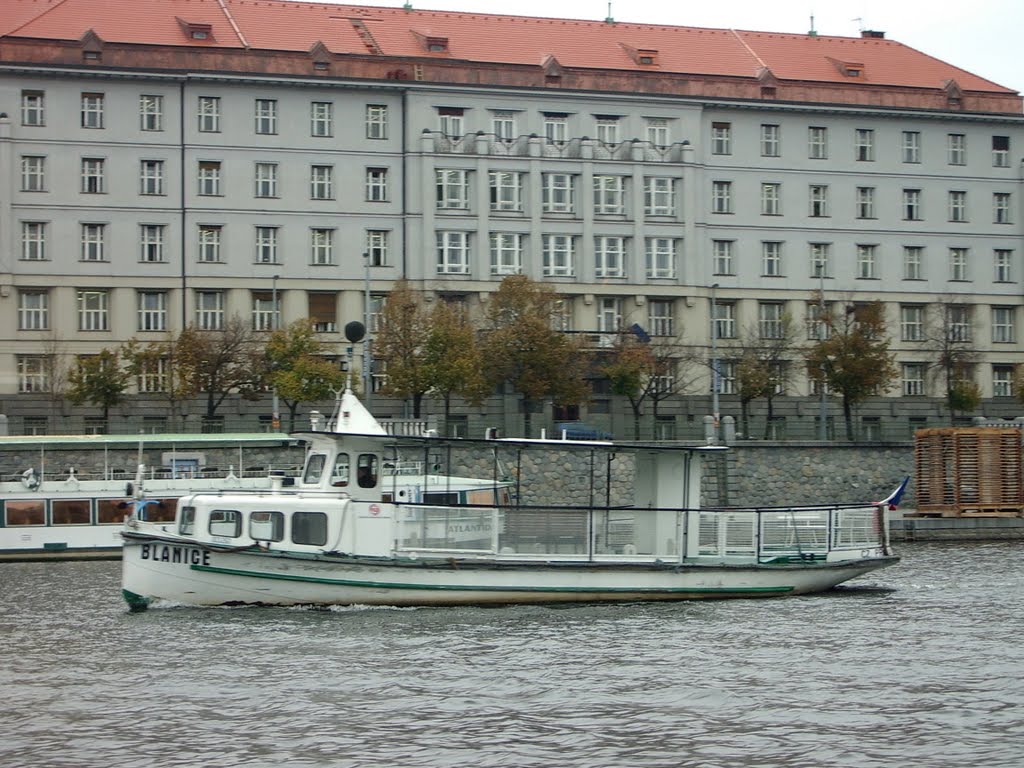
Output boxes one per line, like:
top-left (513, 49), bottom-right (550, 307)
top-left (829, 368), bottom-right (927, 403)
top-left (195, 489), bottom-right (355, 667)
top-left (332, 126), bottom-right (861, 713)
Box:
top-left (373, 279), bottom-right (432, 417)
top-left (924, 297), bottom-right (981, 421)
top-left (733, 314), bottom-right (798, 439)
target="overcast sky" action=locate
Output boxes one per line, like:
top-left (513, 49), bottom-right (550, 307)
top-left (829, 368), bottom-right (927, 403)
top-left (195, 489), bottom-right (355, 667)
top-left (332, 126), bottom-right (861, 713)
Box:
top-left (343, 0), bottom-right (1024, 95)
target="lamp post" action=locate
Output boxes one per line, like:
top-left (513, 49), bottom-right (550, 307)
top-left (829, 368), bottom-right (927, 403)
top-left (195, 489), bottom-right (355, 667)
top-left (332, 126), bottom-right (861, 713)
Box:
top-left (271, 274), bottom-right (280, 431)
top-left (710, 283), bottom-right (720, 441)
top-left (363, 252), bottom-right (372, 412)
top-left (816, 265), bottom-right (827, 441)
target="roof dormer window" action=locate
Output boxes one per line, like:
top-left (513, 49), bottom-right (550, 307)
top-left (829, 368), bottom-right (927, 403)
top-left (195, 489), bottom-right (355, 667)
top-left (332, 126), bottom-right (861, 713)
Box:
top-left (176, 18), bottom-right (215, 42)
top-left (621, 45), bottom-right (659, 67)
top-left (412, 31), bottom-right (449, 53)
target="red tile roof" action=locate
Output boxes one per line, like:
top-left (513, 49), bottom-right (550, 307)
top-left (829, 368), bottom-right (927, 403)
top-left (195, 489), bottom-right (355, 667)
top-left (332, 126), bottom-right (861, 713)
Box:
top-left (2, 0), bottom-right (1015, 95)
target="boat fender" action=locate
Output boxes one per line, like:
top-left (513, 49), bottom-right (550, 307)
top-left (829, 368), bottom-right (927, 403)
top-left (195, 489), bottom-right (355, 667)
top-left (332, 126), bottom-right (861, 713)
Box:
top-left (21, 468), bottom-right (40, 491)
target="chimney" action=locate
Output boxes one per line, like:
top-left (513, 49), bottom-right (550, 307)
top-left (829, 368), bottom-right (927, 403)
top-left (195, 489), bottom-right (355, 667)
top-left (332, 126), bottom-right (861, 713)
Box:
top-left (861, 30), bottom-right (885, 39)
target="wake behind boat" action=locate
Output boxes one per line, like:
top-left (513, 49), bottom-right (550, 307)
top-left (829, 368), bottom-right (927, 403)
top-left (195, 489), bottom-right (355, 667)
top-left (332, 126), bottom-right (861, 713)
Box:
top-left (120, 390), bottom-right (900, 610)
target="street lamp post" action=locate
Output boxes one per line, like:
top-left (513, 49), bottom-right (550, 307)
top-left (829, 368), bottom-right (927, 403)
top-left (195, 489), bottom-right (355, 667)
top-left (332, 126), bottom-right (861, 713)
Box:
top-left (710, 283), bottom-right (719, 442)
top-left (363, 252), bottom-right (372, 412)
top-left (817, 265), bottom-right (827, 441)
top-left (271, 274), bottom-right (280, 431)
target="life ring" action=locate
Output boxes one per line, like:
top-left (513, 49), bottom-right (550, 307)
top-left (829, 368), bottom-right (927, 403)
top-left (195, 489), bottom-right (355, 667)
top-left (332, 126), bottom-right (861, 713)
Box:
top-left (21, 468), bottom-right (40, 491)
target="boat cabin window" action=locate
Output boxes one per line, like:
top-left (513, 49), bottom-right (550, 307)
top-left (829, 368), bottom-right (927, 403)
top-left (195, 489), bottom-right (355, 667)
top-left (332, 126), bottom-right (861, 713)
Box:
top-left (292, 511), bottom-right (328, 546)
top-left (209, 509), bottom-right (241, 538)
top-left (179, 506), bottom-right (196, 536)
top-left (331, 453), bottom-right (350, 487)
top-left (98, 498), bottom-right (128, 524)
top-left (303, 453), bottom-right (327, 484)
top-left (357, 454), bottom-right (378, 488)
top-left (147, 498), bottom-right (178, 523)
top-left (4, 500), bottom-right (45, 526)
top-left (51, 499), bottom-right (91, 525)
top-left (250, 510), bottom-right (284, 542)
top-left (423, 491), bottom-right (460, 505)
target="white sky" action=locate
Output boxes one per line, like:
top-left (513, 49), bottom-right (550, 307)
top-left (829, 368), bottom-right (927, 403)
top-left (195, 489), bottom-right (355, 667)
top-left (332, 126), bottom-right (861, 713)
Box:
top-left (343, 0), bottom-right (1024, 95)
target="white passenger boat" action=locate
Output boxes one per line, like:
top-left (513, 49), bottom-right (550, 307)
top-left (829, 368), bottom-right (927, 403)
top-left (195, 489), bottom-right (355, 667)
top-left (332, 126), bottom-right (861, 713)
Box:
top-left (0, 433), bottom-right (297, 561)
top-left (120, 389), bottom-right (902, 610)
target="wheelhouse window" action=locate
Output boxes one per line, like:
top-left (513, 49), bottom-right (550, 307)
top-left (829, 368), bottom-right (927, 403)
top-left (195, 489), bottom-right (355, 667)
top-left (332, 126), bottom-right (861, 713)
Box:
top-left (357, 454), bottom-right (379, 488)
top-left (303, 454), bottom-right (327, 484)
top-left (179, 506), bottom-right (196, 536)
top-left (331, 453), bottom-right (350, 486)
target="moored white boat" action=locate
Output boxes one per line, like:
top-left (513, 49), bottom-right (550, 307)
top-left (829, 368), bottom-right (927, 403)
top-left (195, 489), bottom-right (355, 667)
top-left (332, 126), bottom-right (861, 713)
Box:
top-left (121, 390), bottom-right (901, 610)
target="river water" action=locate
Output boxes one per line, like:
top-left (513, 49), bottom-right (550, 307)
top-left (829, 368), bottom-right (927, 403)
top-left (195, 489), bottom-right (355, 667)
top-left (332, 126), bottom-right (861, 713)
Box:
top-left (0, 542), bottom-right (1022, 768)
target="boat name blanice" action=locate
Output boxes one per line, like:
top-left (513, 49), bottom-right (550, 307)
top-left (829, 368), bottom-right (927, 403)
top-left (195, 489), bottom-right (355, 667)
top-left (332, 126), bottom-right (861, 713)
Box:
top-left (139, 543), bottom-right (210, 567)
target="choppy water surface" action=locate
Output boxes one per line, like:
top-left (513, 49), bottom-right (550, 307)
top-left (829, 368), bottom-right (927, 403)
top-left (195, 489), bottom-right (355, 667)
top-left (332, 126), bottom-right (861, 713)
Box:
top-left (1, 542), bottom-right (1022, 767)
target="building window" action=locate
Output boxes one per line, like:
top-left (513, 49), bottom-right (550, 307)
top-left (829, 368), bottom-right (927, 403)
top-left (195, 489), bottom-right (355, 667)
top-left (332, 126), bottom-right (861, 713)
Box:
top-left (644, 177), bottom-right (675, 216)
top-left (78, 290), bottom-right (109, 331)
top-left (646, 118), bottom-right (669, 147)
top-left (904, 246), bottom-right (924, 280)
top-left (760, 124), bottom-right (780, 157)
top-left (762, 241), bottom-right (782, 277)
top-left (810, 242), bottom-right (830, 278)
top-left (17, 356), bottom-right (49, 393)
top-left (950, 248), bottom-right (969, 281)
top-left (993, 136), bottom-right (1010, 168)
top-left (646, 238), bottom-right (676, 279)
top-left (648, 300), bottom-right (674, 337)
top-left (808, 126), bottom-right (828, 159)
top-left (711, 122), bottom-right (732, 155)
top-left (993, 307), bottom-right (1016, 343)
top-left (900, 305), bottom-right (925, 341)
top-left (593, 176), bottom-right (626, 215)
top-left (761, 182), bottom-right (781, 215)
top-left (254, 162), bottom-right (278, 198)
top-left (310, 101), bottom-right (333, 137)
top-left (436, 169), bottom-right (470, 210)
top-left (490, 171), bottom-right (524, 212)
top-left (542, 173), bottom-right (575, 213)
top-left (81, 92), bottom-right (104, 129)
top-left (81, 224), bottom-right (106, 261)
top-left (856, 244), bottom-right (877, 279)
top-left (366, 168), bottom-right (388, 201)
top-left (251, 291), bottom-right (279, 331)
top-left (367, 230), bottom-right (389, 266)
top-left (439, 107), bottom-right (465, 139)
top-left (902, 363), bottom-right (926, 396)
top-left (809, 184), bottom-right (829, 217)
top-left (81, 157), bottom-right (105, 194)
top-left (542, 234), bottom-right (575, 277)
top-left (756, 302), bottom-right (784, 340)
top-left (490, 233), bottom-right (524, 275)
top-left (308, 292), bottom-right (338, 333)
top-left (21, 90), bottom-right (44, 126)
top-left (137, 356), bottom-right (168, 393)
top-left (198, 161), bottom-right (222, 196)
top-left (310, 165), bottom-right (333, 200)
top-left (254, 98), bottom-right (277, 134)
top-left (995, 249), bottom-right (1013, 283)
top-left (717, 360), bottom-right (737, 395)
top-left (994, 193), bottom-right (1012, 224)
top-left (198, 96), bottom-right (220, 132)
top-left (543, 113), bottom-right (567, 146)
top-left (198, 225), bottom-right (222, 263)
top-left (854, 128), bottom-right (874, 161)
top-left (140, 160), bottom-right (165, 195)
top-left (137, 291), bottom-right (167, 332)
top-left (366, 104), bottom-right (388, 139)
top-left (712, 240), bottom-right (734, 275)
top-left (139, 95), bottom-right (163, 131)
top-left (713, 301), bottom-right (736, 340)
top-left (140, 224), bottom-right (166, 262)
top-left (596, 117), bottom-right (621, 147)
top-left (255, 227), bottom-right (279, 264)
top-left (492, 110), bottom-right (516, 140)
top-left (948, 191), bottom-right (967, 222)
top-left (993, 365), bottom-right (1015, 397)
top-left (195, 290), bottom-right (225, 330)
top-left (368, 294), bottom-right (386, 333)
top-left (902, 131), bottom-right (921, 163)
top-left (807, 302), bottom-right (831, 341)
top-left (21, 222), bottom-right (47, 261)
top-left (947, 133), bottom-right (966, 165)
top-left (594, 236), bottom-right (626, 278)
top-left (946, 305), bottom-right (971, 343)
top-left (903, 189), bottom-right (922, 220)
top-left (436, 231), bottom-right (470, 274)
top-left (310, 228), bottom-right (334, 265)
top-left (18, 290), bottom-right (49, 331)
top-left (598, 297), bottom-right (623, 333)
top-left (21, 156), bottom-right (45, 191)
top-left (856, 186), bottom-right (876, 219)
top-left (711, 181), bottom-right (732, 214)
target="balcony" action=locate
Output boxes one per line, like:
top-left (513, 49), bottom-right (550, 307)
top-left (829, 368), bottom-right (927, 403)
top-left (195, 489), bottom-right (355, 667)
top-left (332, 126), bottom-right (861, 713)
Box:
top-left (422, 131), bottom-right (690, 163)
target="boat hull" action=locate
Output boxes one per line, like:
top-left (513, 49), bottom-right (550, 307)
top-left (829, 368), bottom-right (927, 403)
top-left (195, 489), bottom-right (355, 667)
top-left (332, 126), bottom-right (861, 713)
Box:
top-left (121, 535), bottom-right (897, 609)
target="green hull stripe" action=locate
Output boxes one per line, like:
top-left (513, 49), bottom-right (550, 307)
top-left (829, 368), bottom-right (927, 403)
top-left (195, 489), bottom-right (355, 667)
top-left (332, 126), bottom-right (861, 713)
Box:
top-left (191, 564), bottom-right (794, 595)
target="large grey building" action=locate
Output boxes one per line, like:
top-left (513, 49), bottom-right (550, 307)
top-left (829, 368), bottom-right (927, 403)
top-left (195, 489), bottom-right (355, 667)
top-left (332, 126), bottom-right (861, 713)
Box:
top-left (1, 1), bottom-right (1023, 437)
